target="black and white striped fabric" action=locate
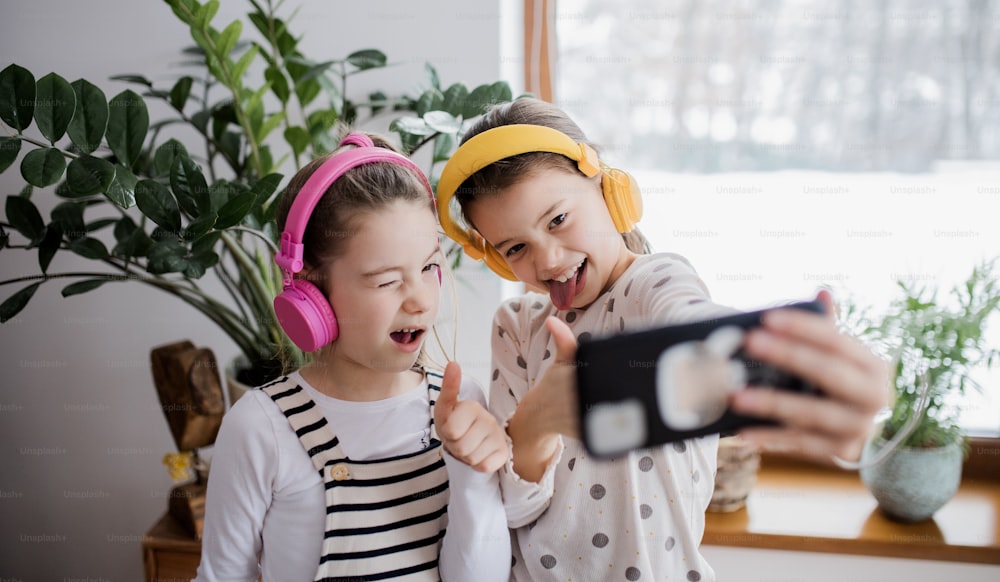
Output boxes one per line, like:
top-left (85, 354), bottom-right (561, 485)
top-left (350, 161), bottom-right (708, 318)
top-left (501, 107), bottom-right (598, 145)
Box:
top-left (262, 371), bottom-right (449, 581)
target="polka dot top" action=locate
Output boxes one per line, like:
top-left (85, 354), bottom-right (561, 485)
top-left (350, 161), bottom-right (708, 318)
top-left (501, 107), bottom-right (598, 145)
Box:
top-left (490, 253), bottom-right (738, 582)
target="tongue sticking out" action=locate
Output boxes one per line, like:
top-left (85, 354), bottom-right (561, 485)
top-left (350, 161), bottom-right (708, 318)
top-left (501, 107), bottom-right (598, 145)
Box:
top-left (550, 277), bottom-right (577, 311)
top-left (549, 262), bottom-right (583, 311)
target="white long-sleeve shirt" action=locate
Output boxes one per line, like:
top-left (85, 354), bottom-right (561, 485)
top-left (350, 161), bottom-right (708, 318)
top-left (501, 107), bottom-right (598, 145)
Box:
top-left (195, 370), bottom-right (510, 582)
top-left (490, 253), bottom-right (738, 582)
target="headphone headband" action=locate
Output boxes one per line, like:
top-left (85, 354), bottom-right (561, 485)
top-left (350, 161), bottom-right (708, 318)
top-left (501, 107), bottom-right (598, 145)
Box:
top-left (436, 125), bottom-right (603, 280)
top-left (276, 133), bottom-right (434, 274)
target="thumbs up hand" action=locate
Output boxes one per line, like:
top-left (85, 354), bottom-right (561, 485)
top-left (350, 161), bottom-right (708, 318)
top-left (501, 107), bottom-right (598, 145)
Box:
top-left (434, 361), bottom-right (509, 473)
top-left (515, 316), bottom-right (581, 439)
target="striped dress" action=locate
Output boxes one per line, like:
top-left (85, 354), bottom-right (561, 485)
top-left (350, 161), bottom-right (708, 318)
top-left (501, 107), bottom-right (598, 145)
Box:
top-left (262, 371), bottom-right (449, 581)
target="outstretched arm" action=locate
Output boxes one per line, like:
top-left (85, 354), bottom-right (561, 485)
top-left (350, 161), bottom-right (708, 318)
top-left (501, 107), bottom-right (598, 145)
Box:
top-left (729, 289), bottom-right (890, 464)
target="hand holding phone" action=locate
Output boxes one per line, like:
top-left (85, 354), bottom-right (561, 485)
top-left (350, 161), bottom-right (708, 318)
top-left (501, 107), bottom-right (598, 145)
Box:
top-left (575, 300), bottom-right (826, 458)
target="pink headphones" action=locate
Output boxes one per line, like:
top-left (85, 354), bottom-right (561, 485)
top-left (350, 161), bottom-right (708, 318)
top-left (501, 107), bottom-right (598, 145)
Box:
top-left (273, 133), bottom-right (436, 352)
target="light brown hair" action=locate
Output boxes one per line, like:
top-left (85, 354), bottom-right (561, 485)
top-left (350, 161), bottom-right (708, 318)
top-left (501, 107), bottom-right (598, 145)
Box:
top-left (276, 130), bottom-right (436, 280)
top-left (454, 97), bottom-right (651, 254)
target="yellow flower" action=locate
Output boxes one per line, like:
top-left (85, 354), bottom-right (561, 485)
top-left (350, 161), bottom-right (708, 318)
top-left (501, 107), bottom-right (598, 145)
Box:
top-left (163, 451), bottom-right (193, 482)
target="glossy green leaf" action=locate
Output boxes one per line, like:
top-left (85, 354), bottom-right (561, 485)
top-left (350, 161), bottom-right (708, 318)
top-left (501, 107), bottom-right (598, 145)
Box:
top-left (416, 88), bottom-right (444, 117)
top-left (190, 109), bottom-right (211, 133)
top-left (171, 155), bottom-right (210, 214)
top-left (265, 66), bottom-right (290, 104)
top-left (490, 81), bottom-right (513, 106)
top-left (169, 76), bottom-right (194, 111)
top-left (250, 172), bottom-right (283, 209)
top-left (217, 20), bottom-right (242, 57)
top-left (396, 131), bottom-right (422, 156)
top-left (296, 59), bottom-right (336, 84)
top-left (441, 83), bottom-right (468, 117)
top-left (0, 137), bottom-right (21, 173)
top-left (208, 180), bottom-right (244, 213)
top-left (191, 230), bottom-right (221, 255)
top-left (147, 239), bottom-right (187, 274)
top-left (194, 0), bottom-right (220, 29)
top-left (61, 279), bottom-right (110, 297)
top-left (68, 236), bottom-right (108, 259)
top-left (463, 84), bottom-right (498, 118)
top-left (5, 195), bottom-right (45, 244)
top-left (112, 216), bottom-right (151, 258)
top-left (0, 64), bottom-right (35, 131)
top-left (346, 49), bottom-right (387, 71)
top-left (85, 217), bottom-right (118, 233)
top-left (214, 190), bottom-right (256, 229)
top-left (425, 62), bottom-right (441, 90)
top-left (51, 201), bottom-right (86, 241)
top-left (231, 45), bottom-right (260, 84)
top-left (246, 9), bottom-right (270, 38)
top-left (109, 74), bottom-right (152, 87)
top-left (433, 132), bottom-right (455, 164)
top-left (106, 90), bottom-right (149, 168)
top-left (66, 155), bottom-right (115, 196)
top-left (54, 180), bottom-right (89, 199)
top-left (183, 212), bottom-right (217, 240)
top-left (135, 179), bottom-right (181, 233)
top-left (295, 77), bottom-right (320, 107)
top-left (390, 116), bottom-right (435, 137)
top-left (423, 111), bottom-right (461, 134)
top-left (0, 282), bottom-right (42, 323)
top-left (284, 126), bottom-right (310, 158)
top-left (38, 225), bottom-right (62, 273)
top-left (216, 131), bottom-right (241, 170)
top-left (184, 247), bottom-right (219, 278)
top-left (154, 139), bottom-right (189, 178)
top-left (20, 148), bottom-right (66, 187)
top-left (105, 165), bottom-right (137, 208)
top-left (257, 112), bottom-right (284, 142)
top-left (34, 73), bottom-right (76, 143)
top-left (67, 79), bottom-right (109, 154)
top-left (306, 109), bottom-right (337, 134)
top-left (362, 91), bottom-right (388, 118)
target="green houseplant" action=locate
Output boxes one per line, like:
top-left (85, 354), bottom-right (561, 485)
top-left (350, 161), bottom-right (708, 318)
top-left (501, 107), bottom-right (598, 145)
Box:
top-left (0, 0), bottom-right (513, 387)
top-left (840, 258), bottom-right (1000, 521)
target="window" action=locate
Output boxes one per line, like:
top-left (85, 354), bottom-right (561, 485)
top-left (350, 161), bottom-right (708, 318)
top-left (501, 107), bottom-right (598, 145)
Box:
top-left (553, 0), bottom-right (1000, 435)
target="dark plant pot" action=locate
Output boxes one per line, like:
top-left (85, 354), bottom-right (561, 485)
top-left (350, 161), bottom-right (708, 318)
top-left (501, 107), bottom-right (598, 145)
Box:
top-left (226, 355), bottom-right (260, 407)
top-left (859, 438), bottom-right (963, 522)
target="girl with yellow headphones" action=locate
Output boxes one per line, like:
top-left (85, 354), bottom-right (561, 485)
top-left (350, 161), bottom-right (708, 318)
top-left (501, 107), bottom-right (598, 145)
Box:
top-left (437, 98), bottom-right (888, 581)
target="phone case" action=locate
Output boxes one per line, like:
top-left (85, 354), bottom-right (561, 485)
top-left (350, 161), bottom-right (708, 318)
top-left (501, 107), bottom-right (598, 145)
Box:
top-left (575, 300), bottom-right (826, 458)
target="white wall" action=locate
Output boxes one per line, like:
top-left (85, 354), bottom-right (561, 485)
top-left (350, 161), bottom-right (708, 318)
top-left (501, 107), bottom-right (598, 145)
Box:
top-left (0, 1), bottom-right (507, 578)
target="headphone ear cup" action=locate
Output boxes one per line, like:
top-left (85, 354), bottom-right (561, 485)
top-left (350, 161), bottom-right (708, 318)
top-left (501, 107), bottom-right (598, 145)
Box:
top-left (601, 168), bottom-right (643, 233)
top-left (483, 244), bottom-right (519, 281)
top-left (274, 279), bottom-right (339, 352)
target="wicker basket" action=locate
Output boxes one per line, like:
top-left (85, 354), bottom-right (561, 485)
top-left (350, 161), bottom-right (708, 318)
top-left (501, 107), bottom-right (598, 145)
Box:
top-left (708, 436), bottom-right (761, 512)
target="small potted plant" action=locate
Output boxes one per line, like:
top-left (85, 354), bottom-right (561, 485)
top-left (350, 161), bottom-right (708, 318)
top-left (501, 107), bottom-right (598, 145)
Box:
top-left (840, 258), bottom-right (1000, 522)
top-left (0, 0), bottom-right (513, 390)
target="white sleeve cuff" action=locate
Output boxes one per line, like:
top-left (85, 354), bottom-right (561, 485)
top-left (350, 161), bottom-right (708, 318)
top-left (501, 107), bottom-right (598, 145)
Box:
top-left (498, 420), bottom-right (565, 529)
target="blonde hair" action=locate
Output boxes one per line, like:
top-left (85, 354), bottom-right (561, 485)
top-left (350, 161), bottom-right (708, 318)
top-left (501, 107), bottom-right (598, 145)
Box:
top-left (454, 97), bottom-right (651, 254)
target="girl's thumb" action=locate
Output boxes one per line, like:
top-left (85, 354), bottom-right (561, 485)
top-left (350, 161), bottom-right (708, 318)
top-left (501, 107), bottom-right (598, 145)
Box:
top-left (545, 316), bottom-right (579, 365)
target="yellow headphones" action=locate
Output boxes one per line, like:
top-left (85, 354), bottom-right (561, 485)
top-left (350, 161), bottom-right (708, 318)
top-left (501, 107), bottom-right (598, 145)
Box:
top-left (436, 124), bottom-right (643, 281)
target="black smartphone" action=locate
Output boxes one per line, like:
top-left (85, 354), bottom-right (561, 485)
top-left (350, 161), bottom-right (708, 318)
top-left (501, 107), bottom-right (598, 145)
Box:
top-left (575, 300), bottom-right (826, 458)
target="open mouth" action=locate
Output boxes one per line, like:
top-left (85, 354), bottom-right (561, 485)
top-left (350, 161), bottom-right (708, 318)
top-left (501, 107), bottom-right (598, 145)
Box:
top-left (389, 328), bottom-right (425, 345)
top-left (549, 258), bottom-right (587, 311)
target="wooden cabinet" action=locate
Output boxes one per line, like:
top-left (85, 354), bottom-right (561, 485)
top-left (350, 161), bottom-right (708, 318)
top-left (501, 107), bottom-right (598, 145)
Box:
top-left (143, 513), bottom-right (201, 582)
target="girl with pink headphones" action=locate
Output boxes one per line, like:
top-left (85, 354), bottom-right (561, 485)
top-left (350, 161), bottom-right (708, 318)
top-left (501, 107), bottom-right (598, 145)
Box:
top-left (196, 132), bottom-right (510, 581)
top-left (436, 98), bottom-right (888, 581)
